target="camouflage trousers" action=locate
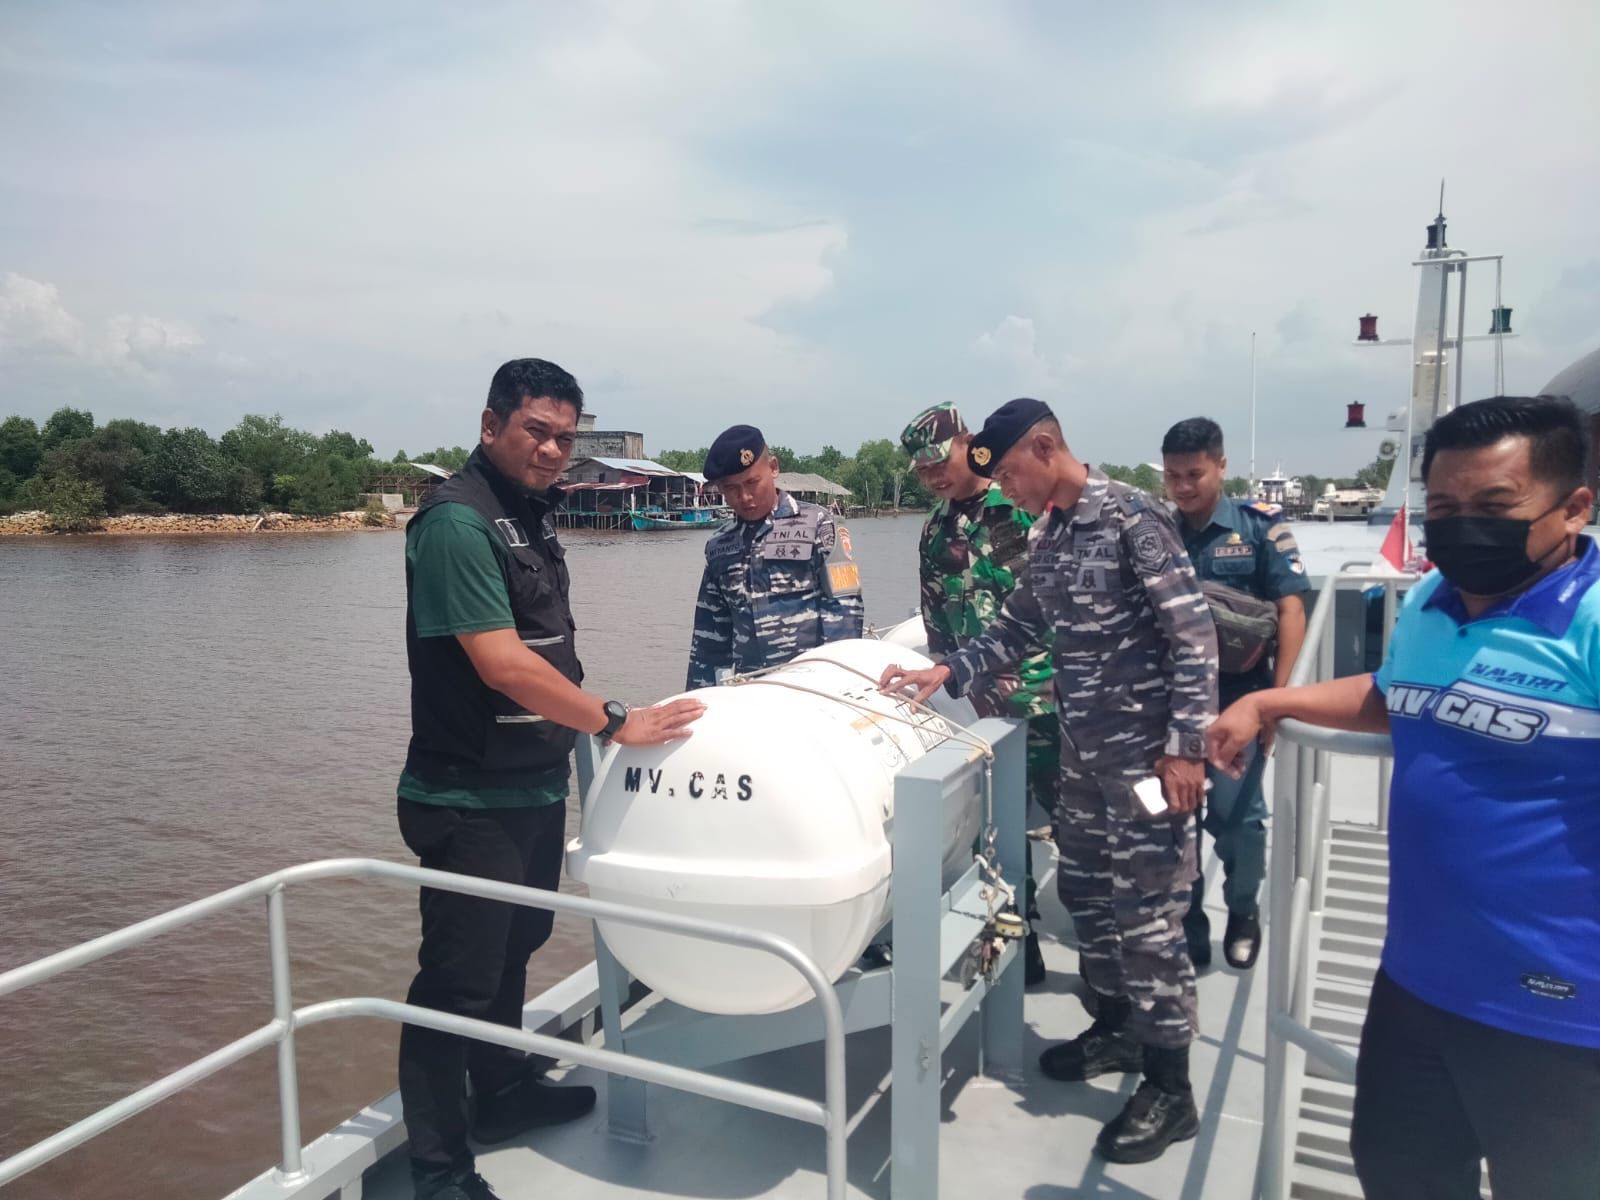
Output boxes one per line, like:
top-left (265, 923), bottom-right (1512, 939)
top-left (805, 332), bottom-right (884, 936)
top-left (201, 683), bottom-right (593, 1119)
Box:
top-left (1020, 714), bottom-right (1061, 920)
top-left (1024, 714), bottom-right (1061, 815)
top-left (1053, 755), bottom-right (1199, 1049)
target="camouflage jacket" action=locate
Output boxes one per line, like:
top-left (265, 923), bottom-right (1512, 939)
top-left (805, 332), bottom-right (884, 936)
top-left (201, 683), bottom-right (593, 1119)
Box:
top-left (919, 485), bottom-right (1054, 720)
top-left (944, 469), bottom-right (1218, 768)
top-left (686, 490), bottom-right (865, 689)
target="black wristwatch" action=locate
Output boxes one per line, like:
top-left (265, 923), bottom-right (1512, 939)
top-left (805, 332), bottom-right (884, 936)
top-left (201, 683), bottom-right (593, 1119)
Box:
top-left (599, 700), bottom-right (629, 742)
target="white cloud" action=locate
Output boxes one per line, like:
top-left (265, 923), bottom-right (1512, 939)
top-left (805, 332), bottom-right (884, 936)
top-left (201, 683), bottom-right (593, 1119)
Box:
top-left (973, 315), bottom-right (1078, 394)
top-left (0, 273), bottom-right (84, 354)
top-left (1, 0), bottom-right (1596, 469)
top-left (102, 313), bottom-right (204, 375)
top-left (0, 272), bottom-right (245, 415)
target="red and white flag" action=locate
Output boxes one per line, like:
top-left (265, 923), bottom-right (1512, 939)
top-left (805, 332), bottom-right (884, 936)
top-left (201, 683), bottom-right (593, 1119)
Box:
top-left (1380, 504), bottom-right (1411, 573)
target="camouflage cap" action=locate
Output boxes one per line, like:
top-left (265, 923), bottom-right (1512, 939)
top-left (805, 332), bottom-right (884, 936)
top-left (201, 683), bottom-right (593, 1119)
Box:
top-left (899, 402), bottom-right (968, 467)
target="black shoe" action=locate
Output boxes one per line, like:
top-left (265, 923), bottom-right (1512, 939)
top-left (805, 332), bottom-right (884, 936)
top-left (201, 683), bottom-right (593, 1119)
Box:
top-left (1223, 909), bottom-right (1261, 970)
top-left (1039, 1001), bottom-right (1142, 1082)
top-left (1024, 931), bottom-right (1047, 988)
top-left (1076, 955), bottom-right (1100, 1018)
top-left (1184, 908), bottom-right (1212, 969)
top-left (1094, 1079), bottom-right (1200, 1163)
top-left (419, 1172), bottom-right (503, 1200)
top-left (859, 943), bottom-right (893, 971)
top-left (471, 1077), bottom-right (597, 1144)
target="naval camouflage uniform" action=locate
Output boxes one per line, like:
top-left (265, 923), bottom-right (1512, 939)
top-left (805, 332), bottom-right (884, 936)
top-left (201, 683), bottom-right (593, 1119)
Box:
top-left (687, 490), bottom-right (865, 689)
top-left (944, 468), bottom-right (1219, 1048)
top-left (903, 401), bottom-right (1061, 976)
top-left (918, 483), bottom-right (1060, 805)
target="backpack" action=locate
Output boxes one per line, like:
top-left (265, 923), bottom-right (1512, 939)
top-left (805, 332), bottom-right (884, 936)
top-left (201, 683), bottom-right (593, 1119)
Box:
top-left (1199, 579), bottom-right (1279, 675)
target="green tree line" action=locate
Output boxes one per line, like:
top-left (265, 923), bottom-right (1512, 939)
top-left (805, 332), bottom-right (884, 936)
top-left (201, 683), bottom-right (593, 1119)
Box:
top-left (1098, 456), bottom-right (1394, 504)
top-left (657, 442), bottom-right (1394, 511)
top-left (655, 439), bottom-right (938, 510)
top-left (0, 408), bottom-right (446, 529)
top-left (1, 402), bottom-right (1398, 529)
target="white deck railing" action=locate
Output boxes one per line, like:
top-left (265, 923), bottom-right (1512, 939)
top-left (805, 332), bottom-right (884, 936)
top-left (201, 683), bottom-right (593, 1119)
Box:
top-left (0, 859), bottom-right (849, 1200)
top-left (1258, 567), bottom-right (1414, 1200)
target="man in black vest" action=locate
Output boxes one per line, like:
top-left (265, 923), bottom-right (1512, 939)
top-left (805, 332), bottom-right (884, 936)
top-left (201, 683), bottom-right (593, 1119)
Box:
top-left (398, 358), bottom-right (704, 1200)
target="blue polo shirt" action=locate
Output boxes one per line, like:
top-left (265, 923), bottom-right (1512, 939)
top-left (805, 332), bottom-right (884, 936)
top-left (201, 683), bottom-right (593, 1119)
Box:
top-left (1374, 536), bottom-right (1600, 1047)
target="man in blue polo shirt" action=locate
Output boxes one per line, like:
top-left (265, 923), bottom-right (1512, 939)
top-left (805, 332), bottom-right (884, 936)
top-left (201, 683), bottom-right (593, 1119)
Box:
top-left (1207, 395), bottom-right (1600, 1199)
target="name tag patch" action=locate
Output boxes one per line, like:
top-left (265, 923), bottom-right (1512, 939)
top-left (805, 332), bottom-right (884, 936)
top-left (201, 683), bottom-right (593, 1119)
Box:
top-left (1212, 544), bottom-right (1254, 559)
top-left (761, 519), bottom-right (818, 561)
top-left (1073, 565), bottom-right (1110, 591)
top-left (1074, 534), bottom-right (1118, 563)
top-left (1521, 973), bottom-right (1577, 1001)
top-left (494, 518), bottom-right (530, 548)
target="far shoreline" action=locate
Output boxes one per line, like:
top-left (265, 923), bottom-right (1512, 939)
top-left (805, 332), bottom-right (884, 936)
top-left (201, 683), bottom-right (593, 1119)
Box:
top-left (0, 510), bottom-right (403, 538)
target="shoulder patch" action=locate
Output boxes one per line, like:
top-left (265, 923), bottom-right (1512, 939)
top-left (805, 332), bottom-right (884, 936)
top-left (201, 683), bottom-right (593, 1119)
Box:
top-left (1112, 482), bottom-right (1149, 515)
top-left (1130, 518), bottom-right (1167, 572)
top-left (826, 560), bottom-right (862, 597)
top-left (1246, 500), bottom-right (1283, 517)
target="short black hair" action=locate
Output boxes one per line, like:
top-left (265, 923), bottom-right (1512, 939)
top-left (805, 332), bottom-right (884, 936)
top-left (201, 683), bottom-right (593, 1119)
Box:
top-left (1162, 417), bottom-right (1224, 458)
top-left (1422, 395), bottom-right (1586, 495)
top-left (486, 358), bottom-right (584, 422)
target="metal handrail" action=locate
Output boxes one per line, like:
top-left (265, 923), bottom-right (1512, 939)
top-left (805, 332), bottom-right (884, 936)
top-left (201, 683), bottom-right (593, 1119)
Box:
top-left (0, 858), bottom-right (850, 1200)
top-left (1258, 567), bottom-right (1413, 1200)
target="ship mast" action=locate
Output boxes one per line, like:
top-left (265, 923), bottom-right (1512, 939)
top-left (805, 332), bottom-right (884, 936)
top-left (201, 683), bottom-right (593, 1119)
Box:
top-left (1249, 331), bottom-right (1257, 499)
top-left (1353, 189), bottom-right (1514, 525)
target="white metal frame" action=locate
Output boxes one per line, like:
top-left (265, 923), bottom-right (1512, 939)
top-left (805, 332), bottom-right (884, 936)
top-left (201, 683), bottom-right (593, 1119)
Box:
top-left (575, 718), bottom-right (1028, 1200)
top-left (0, 859), bottom-right (851, 1200)
top-left (1257, 569), bottom-right (1411, 1200)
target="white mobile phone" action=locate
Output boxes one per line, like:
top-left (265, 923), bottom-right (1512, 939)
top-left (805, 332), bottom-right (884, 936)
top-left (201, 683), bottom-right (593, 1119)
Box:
top-left (1133, 776), bottom-right (1167, 816)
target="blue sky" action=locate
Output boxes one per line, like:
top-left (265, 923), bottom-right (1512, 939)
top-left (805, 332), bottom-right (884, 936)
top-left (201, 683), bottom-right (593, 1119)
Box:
top-left (2, 0), bottom-right (1595, 474)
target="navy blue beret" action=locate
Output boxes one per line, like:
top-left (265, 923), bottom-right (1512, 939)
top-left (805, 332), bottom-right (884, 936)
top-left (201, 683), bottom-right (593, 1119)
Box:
top-left (703, 424), bottom-right (767, 481)
top-left (967, 398), bottom-right (1054, 477)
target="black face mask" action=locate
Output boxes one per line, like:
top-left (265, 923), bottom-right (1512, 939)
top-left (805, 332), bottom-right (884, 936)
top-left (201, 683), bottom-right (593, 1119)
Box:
top-left (1424, 500), bottom-right (1570, 597)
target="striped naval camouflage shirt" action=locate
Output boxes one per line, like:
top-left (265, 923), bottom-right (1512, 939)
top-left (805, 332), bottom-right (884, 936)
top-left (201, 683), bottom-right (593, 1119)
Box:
top-left (686, 490), bottom-right (865, 689)
top-left (944, 468), bottom-right (1218, 767)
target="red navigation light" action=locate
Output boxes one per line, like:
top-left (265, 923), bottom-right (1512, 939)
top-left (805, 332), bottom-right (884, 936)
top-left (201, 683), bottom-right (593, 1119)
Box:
top-left (1358, 314), bottom-right (1379, 342)
top-left (1345, 401), bottom-right (1367, 429)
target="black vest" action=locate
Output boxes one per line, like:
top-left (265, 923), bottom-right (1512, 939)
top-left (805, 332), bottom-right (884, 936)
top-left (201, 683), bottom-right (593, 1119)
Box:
top-left (402, 448), bottom-right (583, 790)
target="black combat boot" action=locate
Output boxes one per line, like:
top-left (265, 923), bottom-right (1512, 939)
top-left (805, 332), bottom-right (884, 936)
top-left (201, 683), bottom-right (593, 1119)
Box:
top-left (1039, 995), bottom-right (1143, 1081)
top-left (1076, 955), bottom-right (1100, 1018)
top-left (1024, 905), bottom-right (1047, 987)
top-left (1184, 872), bottom-right (1213, 969)
top-left (418, 1172), bottom-right (503, 1200)
top-left (1094, 1043), bottom-right (1200, 1163)
top-left (1223, 908), bottom-right (1261, 970)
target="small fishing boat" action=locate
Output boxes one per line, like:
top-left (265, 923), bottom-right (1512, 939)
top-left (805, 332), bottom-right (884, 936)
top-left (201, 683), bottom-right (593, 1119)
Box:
top-left (630, 508), bottom-right (726, 531)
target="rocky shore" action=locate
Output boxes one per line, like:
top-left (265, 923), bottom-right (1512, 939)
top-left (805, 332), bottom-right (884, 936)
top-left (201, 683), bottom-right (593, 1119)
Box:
top-left (0, 510), bottom-right (400, 536)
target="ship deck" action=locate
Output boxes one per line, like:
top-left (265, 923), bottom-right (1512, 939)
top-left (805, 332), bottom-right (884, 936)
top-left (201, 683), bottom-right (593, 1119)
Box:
top-left (353, 837), bottom-right (1280, 1200)
top-left (328, 747), bottom-right (1395, 1200)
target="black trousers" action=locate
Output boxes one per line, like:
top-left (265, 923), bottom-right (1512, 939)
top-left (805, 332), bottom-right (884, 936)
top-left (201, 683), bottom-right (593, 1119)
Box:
top-left (1351, 968), bottom-right (1600, 1200)
top-left (396, 798), bottom-right (568, 1180)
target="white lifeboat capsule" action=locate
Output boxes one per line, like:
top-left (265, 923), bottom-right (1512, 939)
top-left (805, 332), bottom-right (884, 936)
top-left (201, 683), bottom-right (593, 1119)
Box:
top-left (566, 637), bottom-right (983, 1015)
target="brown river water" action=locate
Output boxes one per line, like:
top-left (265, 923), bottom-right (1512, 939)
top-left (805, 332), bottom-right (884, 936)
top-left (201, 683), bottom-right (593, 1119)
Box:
top-left (0, 517), bottom-right (924, 1200)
